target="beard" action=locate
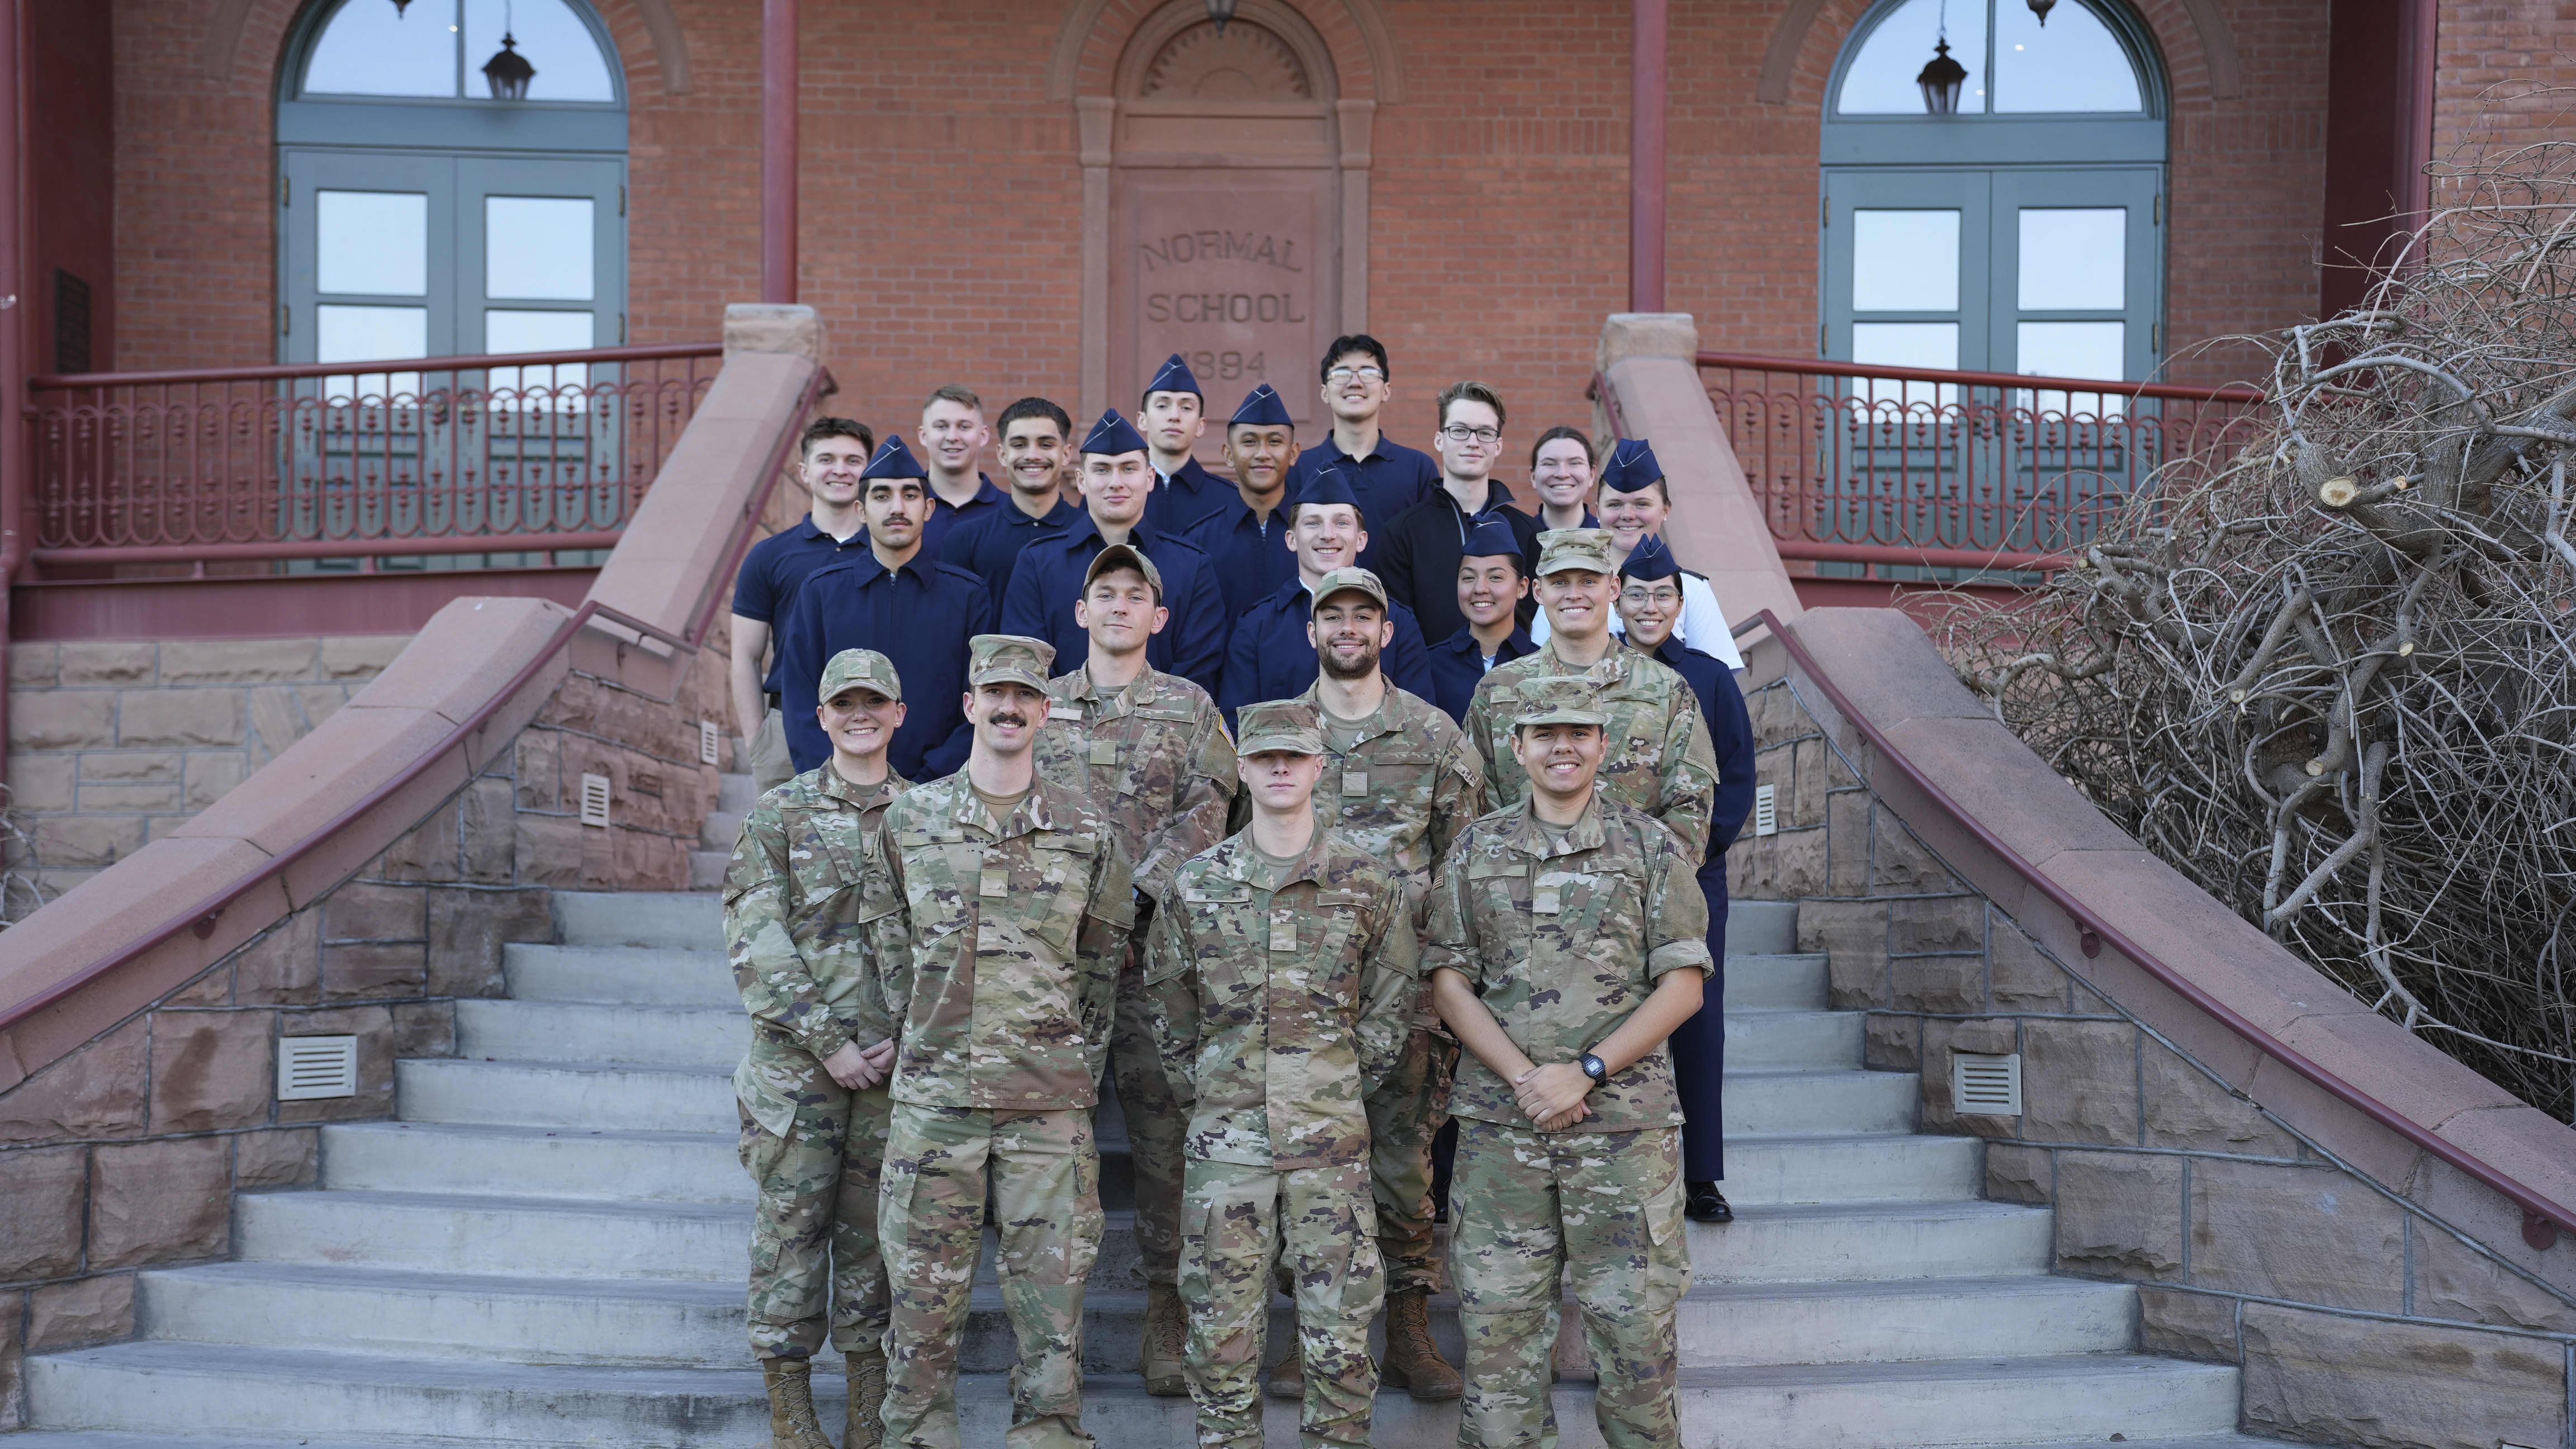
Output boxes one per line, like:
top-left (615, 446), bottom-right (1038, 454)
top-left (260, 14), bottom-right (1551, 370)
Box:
top-left (1319, 636), bottom-right (1381, 681)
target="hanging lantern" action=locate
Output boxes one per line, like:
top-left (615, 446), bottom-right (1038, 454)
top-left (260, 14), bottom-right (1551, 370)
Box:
top-left (1205, 0), bottom-right (1239, 35)
top-left (481, 32), bottom-right (536, 100)
top-left (2028, 0), bottom-right (2058, 23)
top-left (1916, 38), bottom-right (1967, 113)
top-left (389, 0), bottom-right (411, 15)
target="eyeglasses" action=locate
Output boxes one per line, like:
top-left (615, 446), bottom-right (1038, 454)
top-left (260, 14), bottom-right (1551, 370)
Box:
top-left (1618, 587), bottom-right (1683, 608)
top-left (1439, 424), bottom-right (1502, 445)
top-left (1324, 366), bottom-right (1386, 383)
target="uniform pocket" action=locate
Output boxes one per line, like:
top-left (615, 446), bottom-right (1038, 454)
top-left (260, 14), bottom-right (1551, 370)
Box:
top-left (1638, 1168), bottom-right (1691, 1314)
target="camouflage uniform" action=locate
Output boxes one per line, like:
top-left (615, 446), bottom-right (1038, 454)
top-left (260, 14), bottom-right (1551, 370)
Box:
top-left (1145, 708), bottom-right (1415, 1447)
top-left (1461, 638), bottom-right (1718, 868)
top-left (1292, 674), bottom-right (1484, 1296)
top-left (1033, 657), bottom-right (1236, 1294)
top-left (724, 751), bottom-right (910, 1364)
top-left (874, 666), bottom-right (1137, 1449)
top-left (1423, 778), bottom-right (1711, 1449)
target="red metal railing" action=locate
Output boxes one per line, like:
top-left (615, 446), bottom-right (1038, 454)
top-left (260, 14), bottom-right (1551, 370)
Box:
top-left (1694, 353), bottom-right (2266, 576)
top-left (26, 343), bottom-right (721, 569)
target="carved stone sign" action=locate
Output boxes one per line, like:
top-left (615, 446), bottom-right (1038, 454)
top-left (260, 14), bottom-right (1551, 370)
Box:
top-left (1118, 176), bottom-right (1333, 427)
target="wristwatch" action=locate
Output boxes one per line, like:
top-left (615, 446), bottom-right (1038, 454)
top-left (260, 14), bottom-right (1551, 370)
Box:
top-left (1578, 1053), bottom-right (1608, 1084)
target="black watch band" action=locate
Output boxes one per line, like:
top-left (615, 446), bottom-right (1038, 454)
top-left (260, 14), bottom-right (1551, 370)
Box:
top-left (1578, 1052), bottom-right (1608, 1083)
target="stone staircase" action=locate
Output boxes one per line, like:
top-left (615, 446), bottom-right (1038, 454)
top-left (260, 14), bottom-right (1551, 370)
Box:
top-left (10, 773), bottom-right (2280, 1448)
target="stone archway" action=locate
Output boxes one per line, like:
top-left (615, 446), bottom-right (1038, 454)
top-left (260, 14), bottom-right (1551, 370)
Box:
top-left (1078, 0), bottom-right (1370, 424)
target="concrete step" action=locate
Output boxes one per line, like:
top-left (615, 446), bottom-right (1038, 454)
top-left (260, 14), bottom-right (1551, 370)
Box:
top-left (551, 891), bottom-right (722, 950)
top-left (0, 1433), bottom-right (2293, 1449)
top-left (1723, 952), bottom-right (1829, 1010)
top-left (1716, 1132), bottom-right (1981, 1205)
top-left (1690, 1200), bottom-right (2049, 1284)
top-left (1725, 1010), bottom-right (1864, 1070)
top-left (700, 809), bottom-right (746, 854)
top-left (503, 943), bottom-right (735, 1005)
top-left (1725, 1069), bottom-right (1915, 1135)
top-left (24, 1341), bottom-right (2239, 1447)
top-left (454, 998), bottom-right (748, 1068)
top-left (717, 771), bottom-right (759, 813)
top-left (690, 849), bottom-right (731, 890)
top-left (320, 1121), bottom-right (747, 1205)
top-left (1725, 898), bottom-right (1798, 955)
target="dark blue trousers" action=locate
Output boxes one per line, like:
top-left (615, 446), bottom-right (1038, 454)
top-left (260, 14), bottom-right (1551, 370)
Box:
top-left (1669, 861), bottom-right (1729, 1181)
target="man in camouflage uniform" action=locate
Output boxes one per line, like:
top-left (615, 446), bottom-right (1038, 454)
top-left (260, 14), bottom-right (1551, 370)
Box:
top-left (1259, 564), bottom-right (1479, 1401)
top-left (723, 648), bottom-right (915, 1449)
top-left (1145, 699), bottom-right (1416, 1449)
top-left (1425, 676), bottom-right (1712, 1449)
top-left (1029, 542), bottom-right (1237, 1396)
top-left (1461, 529), bottom-right (1717, 863)
top-left (874, 635), bottom-right (1138, 1449)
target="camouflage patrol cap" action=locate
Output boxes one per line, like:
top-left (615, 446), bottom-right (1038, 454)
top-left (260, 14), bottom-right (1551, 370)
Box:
top-left (1308, 565), bottom-right (1388, 616)
top-left (818, 648), bottom-right (902, 705)
top-left (1534, 527), bottom-right (1617, 577)
top-left (1085, 541), bottom-right (1164, 602)
top-left (1513, 674), bottom-right (1609, 730)
top-left (966, 634), bottom-right (1055, 692)
top-left (1236, 699), bottom-right (1325, 756)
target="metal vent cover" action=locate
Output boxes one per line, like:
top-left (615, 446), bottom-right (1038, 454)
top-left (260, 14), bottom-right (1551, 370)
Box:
top-left (579, 772), bottom-right (612, 828)
top-left (1752, 784), bottom-right (1778, 837)
top-left (278, 1035), bottom-right (358, 1101)
top-left (698, 719), bottom-right (722, 766)
top-left (1952, 1050), bottom-right (2023, 1116)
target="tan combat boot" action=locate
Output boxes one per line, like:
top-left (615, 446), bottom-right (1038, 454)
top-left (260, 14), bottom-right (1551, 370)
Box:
top-left (1377, 1288), bottom-right (1463, 1400)
top-left (1263, 1338), bottom-right (1303, 1399)
top-left (760, 1358), bottom-right (835, 1449)
top-left (1140, 1282), bottom-right (1190, 1396)
top-left (845, 1348), bottom-right (888, 1449)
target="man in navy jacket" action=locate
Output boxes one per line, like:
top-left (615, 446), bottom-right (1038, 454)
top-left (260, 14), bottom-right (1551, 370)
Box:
top-left (1137, 353), bottom-right (1237, 540)
top-left (1182, 383), bottom-right (1302, 623)
top-left (1216, 468), bottom-right (1434, 722)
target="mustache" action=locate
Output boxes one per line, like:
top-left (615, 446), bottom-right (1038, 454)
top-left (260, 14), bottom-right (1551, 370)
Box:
top-left (987, 711), bottom-right (1030, 727)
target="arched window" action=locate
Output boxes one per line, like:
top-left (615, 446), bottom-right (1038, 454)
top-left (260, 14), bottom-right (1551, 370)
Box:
top-left (1821, 0), bottom-right (2165, 387)
top-left (277, 0), bottom-right (628, 369)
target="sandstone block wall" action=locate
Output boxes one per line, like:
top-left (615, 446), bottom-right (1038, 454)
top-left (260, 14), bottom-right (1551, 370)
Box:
top-left (0, 631), bottom-right (729, 1424)
top-left (3, 637), bottom-right (413, 903)
top-left (1731, 674), bottom-right (2576, 1449)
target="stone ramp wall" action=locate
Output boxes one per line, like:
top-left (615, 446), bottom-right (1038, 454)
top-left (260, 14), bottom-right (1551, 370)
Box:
top-left (1732, 615), bottom-right (2576, 1448)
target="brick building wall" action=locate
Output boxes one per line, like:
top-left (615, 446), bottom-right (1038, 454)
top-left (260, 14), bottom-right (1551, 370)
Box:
top-left (2432, 0), bottom-right (2576, 173)
top-left (110, 0), bottom-right (2333, 456)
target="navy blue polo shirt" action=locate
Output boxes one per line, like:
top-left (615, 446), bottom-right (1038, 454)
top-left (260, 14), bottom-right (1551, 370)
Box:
top-left (997, 514), bottom-right (1229, 695)
top-left (772, 549), bottom-right (993, 780)
top-left (1647, 637), bottom-right (1756, 863)
top-left (731, 513), bottom-right (871, 697)
top-left (919, 474), bottom-right (1007, 562)
top-left (1144, 456), bottom-right (1237, 540)
top-left (1283, 433), bottom-right (1439, 574)
top-left (1377, 481), bottom-right (1543, 646)
top-left (1182, 494), bottom-right (1298, 623)
top-left (1422, 624), bottom-right (1535, 724)
top-left (938, 494), bottom-right (1083, 607)
top-left (1216, 577), bottom-right (1437, 723)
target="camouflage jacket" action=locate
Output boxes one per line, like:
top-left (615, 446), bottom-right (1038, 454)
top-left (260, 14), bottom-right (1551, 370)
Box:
top-left (1144, 827), bottom-right (1416, 1169)
top-left (721, 765), bottom-right (911, 1061)
top-left (878, 771), bottom-right (1137, 1110)
top-left (1423, 794), bottom-right (1712, 1133)
top-left (1294, 680), bottom-right (1486, 900)
top-left (1033, 661), bottom-right (1236, 907)
top-left (1461, 638), bottom-right (1718, 866)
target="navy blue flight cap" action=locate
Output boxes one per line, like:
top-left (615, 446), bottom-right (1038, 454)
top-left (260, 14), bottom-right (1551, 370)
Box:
top-left (1081, 409), bottom-right (1153, 457)
top-left (1145, 352), bottom-right (1203, 401)
top-left (1228, 383), bottom-right (1294, 429)
top-left (1618, 533), bottom-right (1684, 583)
top-left (1290, 467), bottom-right (1362, 515)
top-left (1599, 437), bottom-right (1665, 494)
top-left (1461, 513), bottom-right (1523, 562)
top-left (860, 435), bottom-right (929, 480)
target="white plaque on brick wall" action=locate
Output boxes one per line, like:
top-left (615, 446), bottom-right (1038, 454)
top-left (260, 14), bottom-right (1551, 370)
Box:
top-left (278, 1035), bottom-right (358, 1101)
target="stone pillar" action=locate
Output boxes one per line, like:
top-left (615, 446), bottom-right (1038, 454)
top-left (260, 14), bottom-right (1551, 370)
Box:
top-left (722, 303), bottom-right (823, 363)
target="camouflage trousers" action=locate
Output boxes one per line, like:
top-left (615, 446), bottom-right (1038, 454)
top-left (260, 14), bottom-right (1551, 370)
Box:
top-left (878, 1101), bottom-right (1104, 1449)
top-left (1180, 1157), bottom-right (1383, 1449)
top-left (736, 1034), bottom-right (892, 1360)
top-left (1361, 1026), bottom-right (1459, 1295)
top-left (1450, 1119), bottom-right (1690, 1449)
top-left (1111, 936), bottom-right (1190, 1287)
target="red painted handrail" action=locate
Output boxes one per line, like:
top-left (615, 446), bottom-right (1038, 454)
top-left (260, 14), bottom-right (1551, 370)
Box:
top-left (1740, 608), bottom-right (2576, 1243)
top-left (0, 359), bottom-right (830, 1038)
top-left (1696, 351), bottom-right (2265, 404)
top-left (29, 342), bottom-right (719, 390)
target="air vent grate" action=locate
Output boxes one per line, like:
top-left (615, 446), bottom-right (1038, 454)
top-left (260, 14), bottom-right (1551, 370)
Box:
top-left (1752, 784), bottom-right (1778, 837)
top-left (579, 772), bottom-right (612, 828)
top-left (698, 719), bottom-right (721, 766)
top-left (278, 1035), bottom-right (358, 1101)
top-left (1952, 1050), bottom-right (2023, 1116)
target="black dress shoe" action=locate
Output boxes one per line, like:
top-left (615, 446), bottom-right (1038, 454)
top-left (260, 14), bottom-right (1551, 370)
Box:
top-left (1685, 1182), bottom-right (1732, 1223)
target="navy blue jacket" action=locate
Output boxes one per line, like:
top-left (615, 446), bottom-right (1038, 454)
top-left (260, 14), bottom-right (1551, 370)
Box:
top-left (998, 515), bottom-right (1229, 695)
top-left (937, 494), bottom-right (1083, 607)
top-left (1216, 576), bottom-right (1437, 722)
top-left (1422, 624), bottom-right (1536, 724)
top-left (773, 551), bottom-right (992, 780)
top-left (731, 513), bottom-right (872, 697)
top-left (920, 475), bottom-right (1007, 562)
top-left (1144, 456), bottom-right (1238, 540)
top-left (1182, 495), bottom-right (1299, 623)
top-left (1649, 638), bottom-right (1756, 862)
top-left (1283, 434), bottom-right (1439, 575)
top-left (1377, 481), bottom-right (1543, 645)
